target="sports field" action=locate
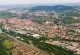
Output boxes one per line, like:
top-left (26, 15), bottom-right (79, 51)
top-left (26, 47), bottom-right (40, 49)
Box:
top-left (3, 40), bottom-right (12, 48)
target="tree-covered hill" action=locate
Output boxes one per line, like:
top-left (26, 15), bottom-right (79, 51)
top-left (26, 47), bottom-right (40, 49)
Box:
top-left (30, 5), bottom-right (74, 12)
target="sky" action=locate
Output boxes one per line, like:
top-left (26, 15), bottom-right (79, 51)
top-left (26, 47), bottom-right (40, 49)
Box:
top-left (0, 0), bottom-right (79, 5)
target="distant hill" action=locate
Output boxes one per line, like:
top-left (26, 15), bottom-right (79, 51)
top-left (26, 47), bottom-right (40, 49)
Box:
top-left (30, 5), bottom-right (74, 12)
top-left (60, 3), bottom-right (80, 7)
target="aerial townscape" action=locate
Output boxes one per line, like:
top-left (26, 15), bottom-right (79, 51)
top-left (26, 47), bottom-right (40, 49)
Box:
top-left (0, 0), bottom-right (80, 55)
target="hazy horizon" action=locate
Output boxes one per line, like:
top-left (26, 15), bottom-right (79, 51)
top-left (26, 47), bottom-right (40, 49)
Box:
top-left (0, 0), bottom-right (79, 5)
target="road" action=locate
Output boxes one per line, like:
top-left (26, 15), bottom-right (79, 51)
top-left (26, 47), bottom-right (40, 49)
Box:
top-left (7, 34), bottom-right (49, 55)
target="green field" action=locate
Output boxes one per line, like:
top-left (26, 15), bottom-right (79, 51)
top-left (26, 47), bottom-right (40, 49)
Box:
top-left (3, 40), bottom-right (12, 48)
